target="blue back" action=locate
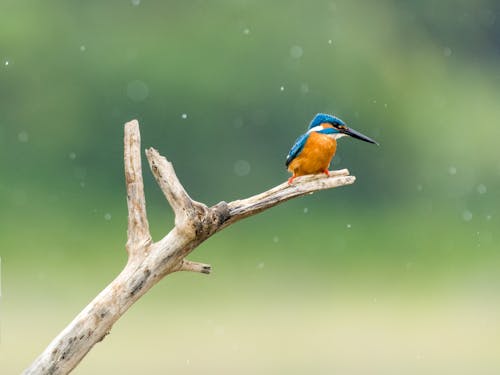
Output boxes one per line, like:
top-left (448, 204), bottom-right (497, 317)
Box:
top-left (285, 132), bottom-right (309, 167)
top-left (308, 113), bottom-right (345, 129)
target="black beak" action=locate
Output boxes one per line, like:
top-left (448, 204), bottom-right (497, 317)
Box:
top-left (340, 126), bottom-right (379, 145)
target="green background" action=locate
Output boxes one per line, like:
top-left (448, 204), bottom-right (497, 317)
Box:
top-left (1, 0), bottom-right (499, 373)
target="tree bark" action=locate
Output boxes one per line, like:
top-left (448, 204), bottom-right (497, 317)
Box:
top-left (23, 120), bottom-right (356, 375)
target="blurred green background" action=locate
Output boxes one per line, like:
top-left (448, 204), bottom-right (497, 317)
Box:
top-left (1, 0), bottom-right (500, 373)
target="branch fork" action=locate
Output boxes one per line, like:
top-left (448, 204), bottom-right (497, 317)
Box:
top-left (23, 119), bottom-right (356, 375)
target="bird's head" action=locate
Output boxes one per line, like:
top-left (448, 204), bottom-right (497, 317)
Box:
top-left (308, 113), bottom-right (379, 145)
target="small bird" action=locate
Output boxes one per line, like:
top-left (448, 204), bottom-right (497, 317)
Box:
top-left (286, 113), bottom-right (378, 183)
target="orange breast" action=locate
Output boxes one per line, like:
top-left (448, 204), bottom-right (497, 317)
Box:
top-left (288, 132), bottom-right (337, 176)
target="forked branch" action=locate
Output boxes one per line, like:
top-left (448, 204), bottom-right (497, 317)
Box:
top-left (23, 120), bottom-right (356, 375)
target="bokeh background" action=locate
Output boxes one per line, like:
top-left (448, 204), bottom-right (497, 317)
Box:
top-left (1, 0), bottom-right (500, 373)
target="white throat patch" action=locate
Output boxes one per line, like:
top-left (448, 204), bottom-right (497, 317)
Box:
top-left (308, 126), bottom-right (346, 140)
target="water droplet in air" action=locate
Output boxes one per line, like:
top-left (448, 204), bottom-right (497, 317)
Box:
top-left (243, 28), bottom-right (250, 35)
top-left (346, 224), bottom-right (351, 229)
top-left (448, 166), bottom-right (457, 175)
top-left (476, 184), bottom-right (487, 194)
top-left (18, 131), bottom-right (29, 142)
top-left (416, 184), bottom-right (423, 191)
top-left (257, 262), bottom-right (265, 270)
top-left (131, 0), bottom-right (141, 5)
top-left (273, 236), bottom-right (279, 243)
top-left (104, 213), bottom-right (112, 221)
top-left (234, 160), bottom-right (250, 176)
top-left (80, 45), bottom-right (86, 52)
top-left (280, 86), bottom-right (285, 91)
top-left (290, 45), bottom-right (303, 59)
top-left (5, 60), bottom-right (9, 66)
top-left (462, 210), bottom-right (472, 222)
top-left (181, 113), bottom-right (188, 119)
top-left (300, 83), bottom-right (309, 94)
top-left (69, 152), bottom-right (76, 160)
top-left (303, 207), bottom-right (309, 214)
top-left (443, 47), bottom-right (452, 57)
top-left (328, 39), bottom-right (333, 45)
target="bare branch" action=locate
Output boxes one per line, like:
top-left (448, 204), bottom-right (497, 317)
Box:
top-left (222, 169), bottom-right (355, 227)
top-left (124, 120), bottom-right (151, 254)
top-left (23, 120), bottom-right (357, 375)
top-left (180, 259), bottom-right (212, 274)
top-left (145, 147), bottom-right (204, 227)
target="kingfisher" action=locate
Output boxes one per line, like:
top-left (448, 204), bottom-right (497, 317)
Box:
top-left (286, 113), bottom-right (378, 183)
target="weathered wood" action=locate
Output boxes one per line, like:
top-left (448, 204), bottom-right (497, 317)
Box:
top-left (124, 120), bottom-right (151, 259)
top-left (23, 120), bottom-right (356, 375)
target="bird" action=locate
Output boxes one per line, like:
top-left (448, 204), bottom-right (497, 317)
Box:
top-left (285, 113), bottom-right (378, 183)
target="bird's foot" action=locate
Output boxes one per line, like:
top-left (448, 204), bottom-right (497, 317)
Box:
top-left (288, 176), bottom-right (296, 184)
top-left (323, 169), bottom-right (330, 177)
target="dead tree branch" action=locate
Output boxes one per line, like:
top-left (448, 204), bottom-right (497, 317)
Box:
top-left (23, 120), bottom-right (356, 375)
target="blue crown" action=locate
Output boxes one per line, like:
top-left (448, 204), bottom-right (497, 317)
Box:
top-left (308, 113), bottom-right (346, 129)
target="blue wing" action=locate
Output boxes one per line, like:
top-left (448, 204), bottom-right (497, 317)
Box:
top-left (285, 132), bottom-right (309, 167)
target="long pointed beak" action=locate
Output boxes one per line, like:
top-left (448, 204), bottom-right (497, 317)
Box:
top-left (340, 126), bottom-right (379, 145)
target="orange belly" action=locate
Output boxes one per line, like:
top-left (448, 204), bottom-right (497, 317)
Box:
top-left (288, 132), bottom-right (337, 176)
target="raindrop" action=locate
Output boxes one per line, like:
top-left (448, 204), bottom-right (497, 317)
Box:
top-left (486, 214), bottom-right (492, 221)
top-left (243, 28), bottom-right (250, 35)
top-left (327, 39), bottom-right (333, 45)
top-left (303, 207), bottom-right (309, 214)
top-left (416, 184), bottom-right (423, 191)
top-left (289, 45), bottom-right (303, 59)
top-left (300, 83), bottom-right (310, 94)
top-left (257, 262), bottom-right (265, 270)
top-left (346, 224), bottom-right (351, 229)
top-left (280, 85), bottom-right (285, 91)
top-left (273, 236), bottom-right (279, 243)
top-left (448, 166), bottom-right (457, 175)
top-left (127, 80), bottom-right (149, 102)
top-left (69, 152), bottom-right (76, 160)
top-left (131, 0), bottom-right (141, 5)
top-left (476, 184), bottom-right (487, 194)
top-left (462, 210), bottom-right (472, 222)
top-left (4, 60), bottom-right (9, 66)
top-left (234, 160), bottom-right (250, 176)
top-left (18, 131), bottom-right (29, 143)
top-left (104, 213), bottom-right (112, 221)
top-left (181, 113), bottom-right (188, 119)
top-left (80, 45), bottom-right (86, 52)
